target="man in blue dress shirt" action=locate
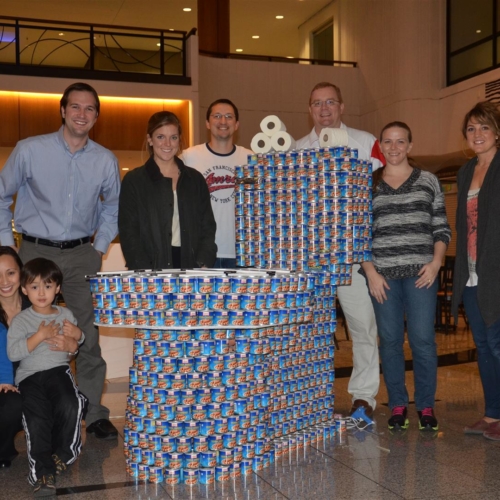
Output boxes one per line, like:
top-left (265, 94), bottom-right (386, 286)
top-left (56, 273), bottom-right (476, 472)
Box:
top-left (0, 82), bottom-right (121, 439)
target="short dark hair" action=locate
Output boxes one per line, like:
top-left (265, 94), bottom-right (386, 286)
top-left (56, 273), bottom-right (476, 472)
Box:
top-left (462, 101), bottom-right (500, 142)
top-left (21, 258), bottom-right (63, 288)
top-left (206, 99), bottom-right (239, 121)
top-left (60, 82), bottom-right (100, 124)
top-left (146, 111), bottom-right (183, 156)
top-left (309, 82), bottom-right (343, 105)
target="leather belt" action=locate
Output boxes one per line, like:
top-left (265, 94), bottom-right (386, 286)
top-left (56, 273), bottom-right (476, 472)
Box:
top-left (22, 234), bottom-right (91, 250)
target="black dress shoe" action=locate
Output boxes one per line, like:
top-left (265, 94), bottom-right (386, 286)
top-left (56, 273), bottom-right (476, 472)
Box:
top-left (86, 419), bottom-right (118, 440)
top-left (0, 460), bottom-right (11, 468)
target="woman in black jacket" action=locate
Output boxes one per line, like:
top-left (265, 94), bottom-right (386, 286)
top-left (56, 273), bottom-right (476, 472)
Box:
top-left (452, 101), bottom-right (500, 440)
top-left (118, 111), bottom-right (217, 270)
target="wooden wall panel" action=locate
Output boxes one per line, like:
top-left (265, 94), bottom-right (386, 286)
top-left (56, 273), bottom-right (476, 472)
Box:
top-left (164, 101), bottom-right (191, 150)
top-left (0, 94), bottom-right (20, 147)
top-left (93, 100), bottom-right (190, 152)
top-left (0, 94), bottom-right (190, 153)
top-left (18, 94), bottom-right (64, 140)
top-left (93, 100), bottom-right (159, 151)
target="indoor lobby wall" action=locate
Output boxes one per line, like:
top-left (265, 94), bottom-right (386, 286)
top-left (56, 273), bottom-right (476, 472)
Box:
top-left (198, 55), bottom-right (364, 149)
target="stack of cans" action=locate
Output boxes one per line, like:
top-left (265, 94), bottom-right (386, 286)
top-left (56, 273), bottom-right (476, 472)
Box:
top-left (89, 268), bottom-right (337, 485)
top-left (234, 147), bottom-right (372, 283)
top-left (90, 271), bottom-right (313, 328)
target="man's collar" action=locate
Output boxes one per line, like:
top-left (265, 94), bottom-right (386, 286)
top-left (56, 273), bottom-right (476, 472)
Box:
top-left (206, 142), bottom-right (237, 157)
top-left (58, 126), bottom-right (91, 154)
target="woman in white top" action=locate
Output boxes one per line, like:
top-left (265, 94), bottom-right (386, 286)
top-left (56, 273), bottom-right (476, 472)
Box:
top-left (119, 112), bottom-right (217, 270)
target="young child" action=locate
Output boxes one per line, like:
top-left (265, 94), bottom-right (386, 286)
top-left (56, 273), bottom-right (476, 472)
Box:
top-left (7, 258), bottom-right (88, 497)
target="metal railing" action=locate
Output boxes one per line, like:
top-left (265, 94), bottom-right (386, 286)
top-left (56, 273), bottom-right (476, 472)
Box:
top-left (0, 16), bottom-right (196, 85)
top-left (199, 49), bottom-right (357, 67)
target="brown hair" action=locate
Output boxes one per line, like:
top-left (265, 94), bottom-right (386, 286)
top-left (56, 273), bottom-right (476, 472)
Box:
top-left (461, 101), bottom-right (500, 146)
top-left (146, 111), bottom-right (183, 156)
top-left (373, 121), bottom-right (416, 190)
top-left (60, 82), bottom-right (100, 124)
top-left (206, 99), bottom-right (239, 121)
top-left (309, 82), bottom-right (343, 105)
top-left (0, 247), bottom-right (23, 328)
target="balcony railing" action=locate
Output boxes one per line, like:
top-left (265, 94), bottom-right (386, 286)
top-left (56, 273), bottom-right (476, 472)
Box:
top-left (199, 49), bottom-right (357, 67)
top-left (0, 16), bottom-right (195, 85)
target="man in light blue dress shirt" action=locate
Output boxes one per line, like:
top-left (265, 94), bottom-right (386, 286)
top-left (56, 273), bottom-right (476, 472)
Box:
top-left (0, 82), bottom-right (121, 439)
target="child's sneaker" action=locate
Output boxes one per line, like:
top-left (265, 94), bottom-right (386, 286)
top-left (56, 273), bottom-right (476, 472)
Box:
top-left (388, 406), bottom-right (409, 429)
top-left (418, 408), bottom-right (438, 431)
top-left (52, 454), bottom-right (67, 475)
top-left (33, 474), bottom-right (56, 497)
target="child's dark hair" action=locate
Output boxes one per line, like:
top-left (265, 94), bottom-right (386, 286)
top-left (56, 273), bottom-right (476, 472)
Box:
top-left (20, 258), bottom-right (63, 288)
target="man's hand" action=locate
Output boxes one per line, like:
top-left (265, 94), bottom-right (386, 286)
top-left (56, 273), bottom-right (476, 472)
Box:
top-left (62, 319), bottom-right (83, 341)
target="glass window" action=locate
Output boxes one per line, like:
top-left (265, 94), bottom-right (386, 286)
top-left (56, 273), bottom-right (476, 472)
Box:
top-left (449, 0), bottom-right (492, 52)
top-left (449, 42), bottom-right (493, 82)
top-left (312, 21), bottom-right (333, 61)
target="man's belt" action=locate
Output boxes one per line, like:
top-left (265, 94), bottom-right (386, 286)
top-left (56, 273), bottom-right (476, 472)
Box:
top-left (22, 234), bottom-right (91, 250)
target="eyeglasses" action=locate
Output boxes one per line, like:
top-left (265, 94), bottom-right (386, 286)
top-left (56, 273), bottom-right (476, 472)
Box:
top-left (210, 113), bottom-right (236, 121)
top-left (311, 99), bottom-right (341, 108)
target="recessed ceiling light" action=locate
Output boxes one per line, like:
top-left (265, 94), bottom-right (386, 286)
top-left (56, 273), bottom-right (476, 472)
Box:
top-left (276, 15), bottom-right (284, 19)
top-left (59, 32), bottom-right (64, 36)
top-left (122, 167), bottom-right (130, 171)
top-left (169, 29), bottom-right (175, 31)
top-left (286, 56), bottom-right (294, 59)
top-left (252, 35), bottom-right (259, 39)
top-left (236, 49), bottom-right (243, 52)
top-left (183, 7), bottom-right (192, 12)
top-left (157, 43), bottom-right (161, 46)
top-left (476, 29), bottom-right (482, 33)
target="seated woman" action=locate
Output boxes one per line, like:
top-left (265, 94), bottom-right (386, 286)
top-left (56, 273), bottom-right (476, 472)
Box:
top-left (361, 122), bottom-right (451, 431)
top-left (118, 111), bottom-right (217, 270)
top-left (0, 247), bottom-right (27, 467)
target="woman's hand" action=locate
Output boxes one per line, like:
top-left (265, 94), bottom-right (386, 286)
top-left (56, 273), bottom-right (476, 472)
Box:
top-left (0, 383), bottom-right (19, 393)
top-left (416, 260), bottom-right (441, 289)
top-left (367, 271), bottom-right (390, 304)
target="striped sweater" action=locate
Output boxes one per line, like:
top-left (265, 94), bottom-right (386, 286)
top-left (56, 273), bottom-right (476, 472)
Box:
top-left (371, 168), bottom-right (451, 280)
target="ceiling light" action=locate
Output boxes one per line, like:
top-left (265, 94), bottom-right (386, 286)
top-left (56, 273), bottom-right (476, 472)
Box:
top-left (276, 15), bottom-right (284, 19)
top-left (236, 49), bottom-right (243, 52)
top-left (252, 35), bottom-right (259, 39)
top-left (183, 8), bottom-right (192, 12)
top-left (59, 32), bottom-right (64, 36)
top-left (476, 29), bottom-right (482, 33)
top-left (122, 167), bottom-right (130, 171)
top-left (169, 29), bottom-right (175, 31)
top-left (157, 43), bottom-right (161, 46)
top-left (286, 56), bottom-right (294, 59)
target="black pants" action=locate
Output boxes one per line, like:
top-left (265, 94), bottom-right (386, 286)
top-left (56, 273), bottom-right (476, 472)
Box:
top-left (0, 389), bottom-right (23, 460)
top-left (19, 365), bottom-right (88, 484)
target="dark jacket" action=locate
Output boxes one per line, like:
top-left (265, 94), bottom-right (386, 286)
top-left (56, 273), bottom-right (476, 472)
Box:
top-left (118, 156), bottom-right (217, 270)
top-left (452, 149), bottom-right (500, 326)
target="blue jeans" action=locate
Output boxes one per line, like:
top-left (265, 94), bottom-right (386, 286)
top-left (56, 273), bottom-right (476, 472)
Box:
top-left (370, 276), bottom-right (438, 410)
top-left (462, 286), bottom-right (500, 419)
top-left (213, 258), bottom-right (236, 269)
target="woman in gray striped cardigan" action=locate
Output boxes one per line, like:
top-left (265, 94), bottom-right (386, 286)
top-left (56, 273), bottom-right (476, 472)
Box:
top-left (361, 122), bottom-right (451, 432)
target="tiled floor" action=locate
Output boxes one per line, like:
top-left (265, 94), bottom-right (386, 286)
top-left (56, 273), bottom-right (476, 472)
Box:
top-left (3, 322), bottom-right (499, 500)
